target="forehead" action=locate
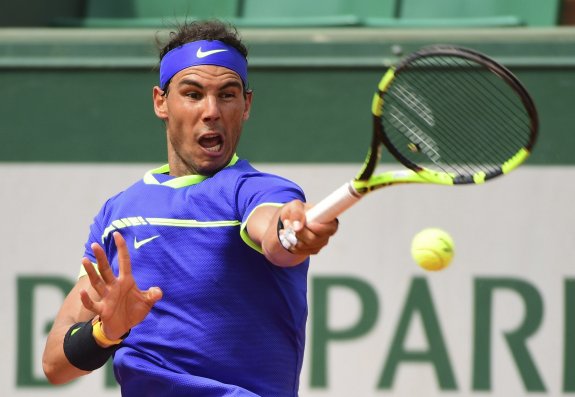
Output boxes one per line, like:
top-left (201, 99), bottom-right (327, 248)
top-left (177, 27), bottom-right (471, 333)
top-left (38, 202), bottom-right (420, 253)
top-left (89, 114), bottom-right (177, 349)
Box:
top-left (171, 65), bottom-right (243, 86)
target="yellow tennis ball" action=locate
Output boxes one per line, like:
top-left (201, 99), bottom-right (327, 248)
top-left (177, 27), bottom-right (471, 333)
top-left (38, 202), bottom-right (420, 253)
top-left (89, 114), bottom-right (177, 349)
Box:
top-left (411, 228), bottom-right (455, 271)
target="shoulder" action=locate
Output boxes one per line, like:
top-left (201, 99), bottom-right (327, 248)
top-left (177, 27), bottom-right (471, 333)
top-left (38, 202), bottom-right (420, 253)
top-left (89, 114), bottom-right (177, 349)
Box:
top-left (226, 160), bottom-right (306, 214)
top-left (94, 174), bottom-right (152, 216)
top-left (226, 159), bottom-right (303, 190)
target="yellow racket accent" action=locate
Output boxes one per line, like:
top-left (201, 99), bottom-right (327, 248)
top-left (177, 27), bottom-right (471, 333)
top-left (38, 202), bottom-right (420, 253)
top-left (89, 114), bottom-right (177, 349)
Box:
top-left (371, 68), bottom-right (396, 117)
top-left (502, 148), bottom-right (530, 174)
top-left (416, 168), bottom-right (455, 185)
top-left (473, 172), bottom-right (487, 184)
top-left (371, 94), bottom-right (384, 117)
top-left (352, 167), bottom-right (455, 193)
top-left (377, 67), bottom-right (396, 91)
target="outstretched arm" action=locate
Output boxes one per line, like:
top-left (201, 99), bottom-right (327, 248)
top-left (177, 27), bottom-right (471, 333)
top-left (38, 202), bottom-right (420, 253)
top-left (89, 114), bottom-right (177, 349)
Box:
top-left (247, 199), bottom-right (339, 267)
top-left (42, 232), bottom-right (163, 385)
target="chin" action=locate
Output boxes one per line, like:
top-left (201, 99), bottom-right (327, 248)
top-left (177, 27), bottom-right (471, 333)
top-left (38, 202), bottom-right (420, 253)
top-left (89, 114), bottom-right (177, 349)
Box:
top-left (196, 162), bottom-right (227, 176)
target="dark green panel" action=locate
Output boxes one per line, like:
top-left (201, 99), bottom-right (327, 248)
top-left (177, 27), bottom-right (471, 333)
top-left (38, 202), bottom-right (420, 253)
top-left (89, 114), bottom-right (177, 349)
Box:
top-left (1, 28), bottom-right (575, 164)
top-left (0, 0), bottom-right (84, 27)
top-left (515, 68), bottom-right (575, 165)
top-left (242, 68), bottom-right (374, 163)
top-left (0, 67), bottom-right (372, 163)
top-left (0, 69), bottom-right (165, 162)
top-left (0, 65), bottom-right (572, 164)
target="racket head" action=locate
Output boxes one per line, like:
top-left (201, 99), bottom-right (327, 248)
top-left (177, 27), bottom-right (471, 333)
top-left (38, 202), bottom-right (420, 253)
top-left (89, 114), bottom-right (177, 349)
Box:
top-left (370, 45), bottom-right (538, 185)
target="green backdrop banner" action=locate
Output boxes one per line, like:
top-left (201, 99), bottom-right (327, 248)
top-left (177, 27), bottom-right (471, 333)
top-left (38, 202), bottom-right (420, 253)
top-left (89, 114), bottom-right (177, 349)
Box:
top-left (1, 27), bottom-right (575, 164)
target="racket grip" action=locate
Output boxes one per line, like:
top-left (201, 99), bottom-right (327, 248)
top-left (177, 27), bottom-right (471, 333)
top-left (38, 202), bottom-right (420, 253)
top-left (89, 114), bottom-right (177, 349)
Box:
top-left (306, 181), bottom-right (361, 224)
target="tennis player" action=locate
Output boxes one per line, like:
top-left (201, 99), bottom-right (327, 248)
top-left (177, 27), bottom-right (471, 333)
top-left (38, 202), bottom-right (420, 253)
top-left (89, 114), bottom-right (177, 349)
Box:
top-left (42, 20), bottom-right (338, 396)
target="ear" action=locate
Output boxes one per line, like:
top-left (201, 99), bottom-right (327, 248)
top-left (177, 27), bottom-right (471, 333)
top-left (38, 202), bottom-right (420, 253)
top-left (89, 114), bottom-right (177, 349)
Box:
top-left (153, 86), bottom-right (168, 120)
top-left (243, 90), bottom-right (253, 121)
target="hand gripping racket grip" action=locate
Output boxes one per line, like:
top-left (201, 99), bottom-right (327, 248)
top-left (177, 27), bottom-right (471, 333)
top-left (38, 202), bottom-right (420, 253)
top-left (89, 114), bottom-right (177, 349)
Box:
top-left (305, 181), bottom-right (362, 224)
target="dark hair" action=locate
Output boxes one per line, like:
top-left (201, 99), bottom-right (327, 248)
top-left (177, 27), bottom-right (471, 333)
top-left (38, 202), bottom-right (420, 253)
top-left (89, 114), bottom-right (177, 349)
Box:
top-left (159, 19), bottom-right (248, 61)
top-left (157, 19), bottom-right (249, 93)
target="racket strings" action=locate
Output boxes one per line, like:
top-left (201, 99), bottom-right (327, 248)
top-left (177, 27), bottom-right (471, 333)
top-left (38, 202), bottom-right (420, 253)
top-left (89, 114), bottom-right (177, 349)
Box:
top-left (396, 71), bottom-right (482, 173)
top-left (385, 77), bottom-right (497, 177)
top-left (407, 56), bottom-right (529, 150)
top-left (425, 58), bottom-right (531, 147)
top-left (420, 58), bottom-right (532, 157)
top-left (381, 54), bottom-right (533, 179)
top-left (409, 59), bottom-right (526, 165)
top-left (431, 57), bottom-right (532, 147)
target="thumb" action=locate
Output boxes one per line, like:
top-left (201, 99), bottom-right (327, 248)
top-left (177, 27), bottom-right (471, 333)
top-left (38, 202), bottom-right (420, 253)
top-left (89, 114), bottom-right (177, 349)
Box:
top-left (281, 201), bottom-right (307, 232)
top-left (145, 287), bottom-right (163, 304)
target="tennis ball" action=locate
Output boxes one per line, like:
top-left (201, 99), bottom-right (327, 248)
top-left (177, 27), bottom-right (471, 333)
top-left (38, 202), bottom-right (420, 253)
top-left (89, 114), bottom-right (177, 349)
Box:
top-left (411, 228), bottom-right (455, 271)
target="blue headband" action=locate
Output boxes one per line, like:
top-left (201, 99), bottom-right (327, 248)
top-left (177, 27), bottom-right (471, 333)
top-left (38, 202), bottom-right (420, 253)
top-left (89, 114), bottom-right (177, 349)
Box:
top-left (159, 40), bottom-right (248, 89)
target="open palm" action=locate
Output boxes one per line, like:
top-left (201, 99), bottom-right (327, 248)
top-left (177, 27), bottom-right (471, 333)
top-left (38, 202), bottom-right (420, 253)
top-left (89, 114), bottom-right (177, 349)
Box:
top-left (80, 232), bottom-right (163, 341)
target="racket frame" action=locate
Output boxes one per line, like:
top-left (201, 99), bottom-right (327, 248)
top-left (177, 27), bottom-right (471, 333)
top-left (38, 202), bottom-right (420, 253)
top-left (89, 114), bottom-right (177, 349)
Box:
top-left (305, 45), bottom-right (538, 225)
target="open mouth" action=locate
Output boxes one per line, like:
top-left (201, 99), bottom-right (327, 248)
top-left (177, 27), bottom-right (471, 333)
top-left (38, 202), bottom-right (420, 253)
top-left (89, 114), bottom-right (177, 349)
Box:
top-left (199, 134), bottom-right (223, 153)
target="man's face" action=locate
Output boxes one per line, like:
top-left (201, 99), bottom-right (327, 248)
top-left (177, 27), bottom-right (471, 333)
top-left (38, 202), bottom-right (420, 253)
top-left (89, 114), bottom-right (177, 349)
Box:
top-left (153, 65), bottom-right (252, 176)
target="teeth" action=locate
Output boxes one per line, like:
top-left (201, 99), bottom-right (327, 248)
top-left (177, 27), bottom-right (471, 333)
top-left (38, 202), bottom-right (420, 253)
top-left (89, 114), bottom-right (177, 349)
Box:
top-left (199, 134), bottom-right (222, 153)
top-left (205, 144), bottom-right (222, 153)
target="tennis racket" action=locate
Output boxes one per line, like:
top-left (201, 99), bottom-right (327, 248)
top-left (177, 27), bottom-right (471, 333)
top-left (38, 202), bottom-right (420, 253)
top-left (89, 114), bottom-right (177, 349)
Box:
top-left (279, 45), bottom-right (538, 250)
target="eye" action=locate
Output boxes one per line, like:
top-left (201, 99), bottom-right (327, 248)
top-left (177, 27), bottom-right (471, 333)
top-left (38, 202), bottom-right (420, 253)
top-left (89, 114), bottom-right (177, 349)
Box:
top-left (220, 91), bottom-right (237, 100)
top-left (186, 91), bottom-right (203, 100)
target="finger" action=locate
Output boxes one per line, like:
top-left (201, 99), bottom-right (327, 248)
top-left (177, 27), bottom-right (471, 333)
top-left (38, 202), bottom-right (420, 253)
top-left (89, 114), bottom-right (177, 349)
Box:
top-left (277, 216), bottom-right (298, 251)
top-left (306, 218), bottom-right (339, 236)
top-left (292, 234), bottom-right (328, 254)
top-left (79, 289), bottom-right (101, 314)
top-left (113, 232), bottom-right (133, 279)
top-left (289, 218), bottom-right (338, 253)
top-left (277, 200), bottom-right (307, 251)
top-left (82, 257), bottom-right (108, 298)
top-left (283, 228), bottom-right (298, 246)
top-left (91, 242), bottom-right (117, 284)
top-left (279, 229), bottom-right (297, 251)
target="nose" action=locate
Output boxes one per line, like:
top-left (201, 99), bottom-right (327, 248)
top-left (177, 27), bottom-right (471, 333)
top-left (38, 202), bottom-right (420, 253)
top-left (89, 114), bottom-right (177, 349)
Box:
top-left (202, 95), bottom-right (221, 122)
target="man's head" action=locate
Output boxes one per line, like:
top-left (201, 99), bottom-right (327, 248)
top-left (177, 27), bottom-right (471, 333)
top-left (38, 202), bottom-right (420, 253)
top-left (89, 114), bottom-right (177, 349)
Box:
top-left (153, 20), bottom-right (253, 177)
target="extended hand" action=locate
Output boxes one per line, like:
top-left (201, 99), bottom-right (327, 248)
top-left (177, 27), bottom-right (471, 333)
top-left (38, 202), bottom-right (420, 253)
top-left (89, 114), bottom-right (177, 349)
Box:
top-left (80, 232), bottom-right (163, 341)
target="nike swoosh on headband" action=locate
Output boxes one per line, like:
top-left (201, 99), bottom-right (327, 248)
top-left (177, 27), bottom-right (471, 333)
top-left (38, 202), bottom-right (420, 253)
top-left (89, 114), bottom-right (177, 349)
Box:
top-left (196, 48), bottom-right (228, 58)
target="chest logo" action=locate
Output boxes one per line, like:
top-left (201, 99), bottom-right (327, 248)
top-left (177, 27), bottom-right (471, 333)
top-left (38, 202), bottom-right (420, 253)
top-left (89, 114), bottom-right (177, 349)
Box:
top-left (134, 235), bottom-right (160, 249)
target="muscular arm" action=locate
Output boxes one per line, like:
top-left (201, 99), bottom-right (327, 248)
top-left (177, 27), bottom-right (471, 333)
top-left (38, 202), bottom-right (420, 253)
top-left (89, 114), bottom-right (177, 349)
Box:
top-left (247, 200), bottom-right (338, 267)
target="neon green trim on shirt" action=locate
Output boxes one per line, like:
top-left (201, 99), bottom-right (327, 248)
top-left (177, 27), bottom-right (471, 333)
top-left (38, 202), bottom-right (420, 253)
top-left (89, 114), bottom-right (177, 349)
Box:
top-left (240, 203), bottom-right (284, 254)
top-left (143, 154), bottom-right (239, 188)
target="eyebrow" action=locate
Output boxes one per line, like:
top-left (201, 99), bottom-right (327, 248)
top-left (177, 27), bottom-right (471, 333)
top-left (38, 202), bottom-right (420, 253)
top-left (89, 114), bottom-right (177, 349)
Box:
top-left (177, 78), bottom-right (243, 91)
